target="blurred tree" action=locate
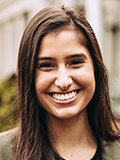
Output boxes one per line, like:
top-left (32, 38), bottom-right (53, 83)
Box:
top-left (0, 74), bottom-right (18, 132)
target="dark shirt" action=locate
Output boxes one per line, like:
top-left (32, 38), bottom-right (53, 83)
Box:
top-left (91, 145), bottom-right (102, 160)
top-left (60, 145), bottom-right (102, 160)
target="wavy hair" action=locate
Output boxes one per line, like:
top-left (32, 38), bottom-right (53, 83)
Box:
top-left (12, 5), bottom-right (119, 160)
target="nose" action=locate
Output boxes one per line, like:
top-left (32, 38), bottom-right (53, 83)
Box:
top-left (55, 65), bottom-right (73, 91)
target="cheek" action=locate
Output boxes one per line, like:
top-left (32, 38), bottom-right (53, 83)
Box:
top-left (86, 78), bottom-right (95, 95)
top-left (34, 72), bottom-right (54, 93)
top-left (35, 72), bottom-right (46, 93)
top-left (85, 75), bottom-right (96, 100)
top-left (86, 74), bottom-right (95, 94)
top-left (73, 69), bottom-right (96, 98)
top-left (73, 69), bottom-right (95, 86)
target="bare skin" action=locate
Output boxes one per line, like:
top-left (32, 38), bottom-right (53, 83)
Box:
top-left (47, 108), bottom-right (97, 160)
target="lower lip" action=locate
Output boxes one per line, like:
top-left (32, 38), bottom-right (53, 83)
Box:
top-left (48, 91), bottom-right (80, 104)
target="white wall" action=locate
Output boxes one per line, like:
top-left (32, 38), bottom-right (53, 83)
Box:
top-left (0, 0), bottom-right (47, 81)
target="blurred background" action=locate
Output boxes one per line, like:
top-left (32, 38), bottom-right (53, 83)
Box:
top-left (0, 0), bottom-right (120, 132)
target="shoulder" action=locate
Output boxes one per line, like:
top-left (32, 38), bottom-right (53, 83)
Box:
top-left (100, 137), bottom-right (120, 160)
top-left (0, 128), bottom-right (17, 160)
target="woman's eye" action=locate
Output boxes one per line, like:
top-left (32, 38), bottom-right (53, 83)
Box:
top-left (37, 62), bottom-right (55, 70)
top-left (69, 59), bottom-right (84, 66)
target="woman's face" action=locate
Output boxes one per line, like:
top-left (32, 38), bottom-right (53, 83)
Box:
top-left (35, 30), bottom-right (95, 120)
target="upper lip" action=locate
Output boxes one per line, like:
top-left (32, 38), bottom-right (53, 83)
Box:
top-left (48, 89), bottom-right (81, 94)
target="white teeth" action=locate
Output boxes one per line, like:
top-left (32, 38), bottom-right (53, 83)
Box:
top-left (58, 94), bottom-right (61, 100)
top-left (61, 94), bottom-right (65, 100)
top-left (65, 94), bottom-right (69, 100)
top-left (69, 93), bottom-right (72, 98)
top-left (72, 91), bottom-right (75, 96)
top-left (55, 94), bottom-right (57, 99)
top-left (52, 91), bottom-right (77, 101)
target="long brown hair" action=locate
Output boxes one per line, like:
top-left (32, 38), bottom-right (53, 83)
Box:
top-left (12, 5), bottom-right (120, 160)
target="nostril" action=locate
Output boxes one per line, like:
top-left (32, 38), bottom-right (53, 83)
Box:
top-left (55, 77), bottom-right (73, 91)
top-left (61, 86), bottom-right (69, 91)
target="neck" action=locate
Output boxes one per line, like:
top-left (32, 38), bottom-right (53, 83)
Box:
top-left (46, 109), bottom-right (97, 158)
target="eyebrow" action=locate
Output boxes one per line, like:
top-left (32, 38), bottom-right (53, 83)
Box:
top-left (37, 57), bottom-right (56, 61)
top-left (66, 53), bottom-right (87, 59)
top-left (37, 53), bottom-right (87, 61)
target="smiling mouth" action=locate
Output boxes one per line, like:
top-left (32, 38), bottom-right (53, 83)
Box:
top-left (49, 90), bottom-right (80, 101)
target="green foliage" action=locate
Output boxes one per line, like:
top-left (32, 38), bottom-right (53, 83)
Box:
top-left (0, 75), bottom-right (18, 132)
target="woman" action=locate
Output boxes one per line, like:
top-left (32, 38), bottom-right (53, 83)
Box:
top-left (0, 5), bottom-right (120, 160)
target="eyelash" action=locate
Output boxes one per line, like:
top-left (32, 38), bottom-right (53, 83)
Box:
top-left (37, 62), bottom-right (55, 70)
top-left (40, 63), bottom-right (54, 68)
top-left (69, 59), bottom-right (84, 66)
top-left (37, 59), bottom-right (84, 70)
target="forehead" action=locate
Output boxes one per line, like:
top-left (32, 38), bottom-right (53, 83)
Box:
top-left (44, 25), bottom-right (87, 49)
top-left (39, 30), bottom-right (80, 54)
top-left (40, 28), bottom-right (87, 49)
top-left (38, 30), bottom-right (93, 62)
